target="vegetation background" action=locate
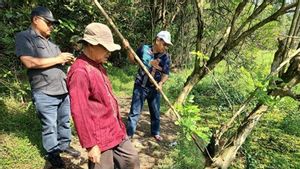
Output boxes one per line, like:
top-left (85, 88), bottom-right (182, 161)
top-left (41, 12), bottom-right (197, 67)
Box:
top-left (1, 0), bottom-right (300, 169)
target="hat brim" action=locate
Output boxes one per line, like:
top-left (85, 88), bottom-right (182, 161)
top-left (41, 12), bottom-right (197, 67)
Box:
top-left (166, 41), bottom-right (173, 45)
top-left (78, 38), bottom-right (121, 52)
top-left (161, 38), bottom-right (173, 46)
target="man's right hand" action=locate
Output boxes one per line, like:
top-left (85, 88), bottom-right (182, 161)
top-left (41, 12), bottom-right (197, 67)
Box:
top-left (58, 52), bottom-right (75, 65)
top-left (87, 145), bottom-right (101, 164)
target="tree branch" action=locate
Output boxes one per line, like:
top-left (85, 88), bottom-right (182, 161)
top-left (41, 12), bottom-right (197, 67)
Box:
top-left (227, 0), bottom-right (249, 41)
top-left (234, 0), bottom-right (272, 38)
top-left (231, 2), bottom-right (297, 49)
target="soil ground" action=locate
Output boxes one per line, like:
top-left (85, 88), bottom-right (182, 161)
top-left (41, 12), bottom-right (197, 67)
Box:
top-left (44, 96), bottom-right (178, 169)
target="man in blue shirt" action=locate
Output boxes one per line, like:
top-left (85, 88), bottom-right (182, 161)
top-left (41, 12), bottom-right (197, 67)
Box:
top-left (126, 31), bottom-right (172, 141)
top-left (15, 6), bottom-right (80, 168)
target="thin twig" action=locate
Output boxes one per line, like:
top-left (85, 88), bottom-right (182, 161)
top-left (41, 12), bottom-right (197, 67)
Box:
top-left (204, 65), bottom-right (233, 110)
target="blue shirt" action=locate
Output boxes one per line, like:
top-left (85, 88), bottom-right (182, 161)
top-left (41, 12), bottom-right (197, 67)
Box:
top-left (134, 45), bottom-right (170, 88)
top-left (15, 27), bottom-right (68, 95)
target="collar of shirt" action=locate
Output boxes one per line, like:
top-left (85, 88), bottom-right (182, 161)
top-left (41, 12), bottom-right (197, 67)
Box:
top-left (79, 53), bottom-right (105, 71)
top-left (28, 26), bottom-right (50, 41)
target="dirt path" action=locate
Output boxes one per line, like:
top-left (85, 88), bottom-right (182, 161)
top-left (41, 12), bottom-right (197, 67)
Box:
top-left (47, 96), bottom-right (178, 169)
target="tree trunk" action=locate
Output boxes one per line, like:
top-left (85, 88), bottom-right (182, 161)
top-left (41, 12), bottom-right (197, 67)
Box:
top-left (171, 0), bottom-right (205, 106)
top-left (175, 69), bottom-right (202, 105)
top-left (174, 46), bottom-right (228, 107)
top-left (206, 104), bottom-right (268, 169)
top-left (170, 2), bottom-right (296, 108)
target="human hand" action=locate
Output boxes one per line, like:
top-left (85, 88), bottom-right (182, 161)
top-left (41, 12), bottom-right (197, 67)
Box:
top-left (123, 39), bottom-right (130, 50)
top-left (58, 52), bottom-right (75, 65)
top-left (150, 59), bottom-right (162, 71)
top-left (68, 57), bottom-right (76, 65)
top-left (87, 145), bottom-right (101, 164)
top-left (156, 82), bottom-right (163, 91)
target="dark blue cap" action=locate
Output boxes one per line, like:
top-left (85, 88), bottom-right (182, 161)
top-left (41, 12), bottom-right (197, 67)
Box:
top-left (31, 6), bottom-right (59, 24)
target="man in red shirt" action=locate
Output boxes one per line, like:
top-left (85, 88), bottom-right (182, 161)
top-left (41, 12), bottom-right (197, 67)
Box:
top-left (67, 23), bottom-right (140, 169)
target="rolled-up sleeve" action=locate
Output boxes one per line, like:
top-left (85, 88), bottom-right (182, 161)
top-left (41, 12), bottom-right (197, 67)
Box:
top-left (15, 32), bottom-right (35, 57)
top-left (67, 69), bottom-right (97, 148)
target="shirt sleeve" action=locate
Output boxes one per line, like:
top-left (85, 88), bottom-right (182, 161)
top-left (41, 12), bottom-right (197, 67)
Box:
top-left (135, 45), bottom-right (144, 59)
top-left (161, 54), bottom-right (171, 75)
top-left (15, 32), bottom-right (35, 57)
top-left (67, 69), bottom-right (97, 148)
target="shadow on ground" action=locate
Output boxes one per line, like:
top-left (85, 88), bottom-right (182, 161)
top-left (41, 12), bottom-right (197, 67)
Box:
top-left (0, 99), bottom-right (85, 169)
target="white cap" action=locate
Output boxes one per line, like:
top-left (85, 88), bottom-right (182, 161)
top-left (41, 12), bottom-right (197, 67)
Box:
top-left (157, 31), bottom-right (172, 45)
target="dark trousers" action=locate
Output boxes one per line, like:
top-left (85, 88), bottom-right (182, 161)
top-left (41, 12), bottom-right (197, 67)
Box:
top-left (127, 85), bottom-right (161, 137)
top-left (88, 139), bottom-right (140, 169)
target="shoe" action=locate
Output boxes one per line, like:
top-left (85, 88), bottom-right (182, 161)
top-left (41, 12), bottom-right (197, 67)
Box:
top-left (47, 152), bottom-right (65, 168)
top-left (153, 135), bottom-right (163, 142)
top-left (63, 146), bottom-right (81, 158)
top-left (128, 135), bottom-right (133, 139)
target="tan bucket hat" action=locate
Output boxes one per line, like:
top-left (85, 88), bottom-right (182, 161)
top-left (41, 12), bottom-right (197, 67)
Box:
top-left (79, 23), bottom-right (121, 52)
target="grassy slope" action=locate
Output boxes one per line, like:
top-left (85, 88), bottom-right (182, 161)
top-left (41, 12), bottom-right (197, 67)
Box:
top-left (0, 98), bottom-right (44, 169)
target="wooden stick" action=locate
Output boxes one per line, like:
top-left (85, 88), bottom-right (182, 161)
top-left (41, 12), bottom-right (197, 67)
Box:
top-left (93, 0), bottom-right (180, 120)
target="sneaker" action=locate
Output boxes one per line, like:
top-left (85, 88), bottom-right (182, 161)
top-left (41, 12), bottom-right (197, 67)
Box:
top-left (63, 146), bottom-right (81, 158)
top-left (153, 135), bottom-right (163, 142)
top-left (47, 152), bottom-right (65, 168)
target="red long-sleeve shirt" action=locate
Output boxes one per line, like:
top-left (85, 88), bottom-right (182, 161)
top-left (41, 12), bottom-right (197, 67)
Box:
top-left (67, 54), bottom-right (126, 152)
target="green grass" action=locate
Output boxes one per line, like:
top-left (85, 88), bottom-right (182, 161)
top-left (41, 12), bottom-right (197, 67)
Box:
top-left (0, 97), bottom-right (44, 169)
top-left (107, 64), bottom-right (136, 97)
top-left (242, 109), bottom-right (300, 169)
top-left (0, 133), bottom-right (45, 169)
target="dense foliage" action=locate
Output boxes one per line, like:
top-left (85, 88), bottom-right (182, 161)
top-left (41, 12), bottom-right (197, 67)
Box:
top-left (1, 0), bottom-right (300, 169)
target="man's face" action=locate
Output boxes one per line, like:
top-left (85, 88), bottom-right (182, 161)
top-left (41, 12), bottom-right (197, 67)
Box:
top-left (155, 38), bottom-right (168, 53)
top-left (33, 16), bottom-right (53, 38)
top-left (90, 45), bottom-right (111, 64)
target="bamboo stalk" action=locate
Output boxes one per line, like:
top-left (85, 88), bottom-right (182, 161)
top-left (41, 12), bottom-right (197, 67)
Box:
top-left (92, 0), bottom-right (180, 120)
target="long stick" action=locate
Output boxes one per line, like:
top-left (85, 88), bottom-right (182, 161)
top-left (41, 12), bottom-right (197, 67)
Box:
top-left (93, 0), bottom-right (180, 119)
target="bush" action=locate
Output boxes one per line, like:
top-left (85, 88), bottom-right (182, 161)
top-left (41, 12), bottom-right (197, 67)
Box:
top-left (281, 113), bottom-right (300, 137)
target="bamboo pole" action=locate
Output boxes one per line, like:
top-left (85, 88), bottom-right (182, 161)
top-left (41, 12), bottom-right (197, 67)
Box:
top-left (93, 0), bottom-right (180, 120)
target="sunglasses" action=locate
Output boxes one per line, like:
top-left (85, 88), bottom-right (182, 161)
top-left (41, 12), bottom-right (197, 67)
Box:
top-left (37, 16), bottom-right (53, 27)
